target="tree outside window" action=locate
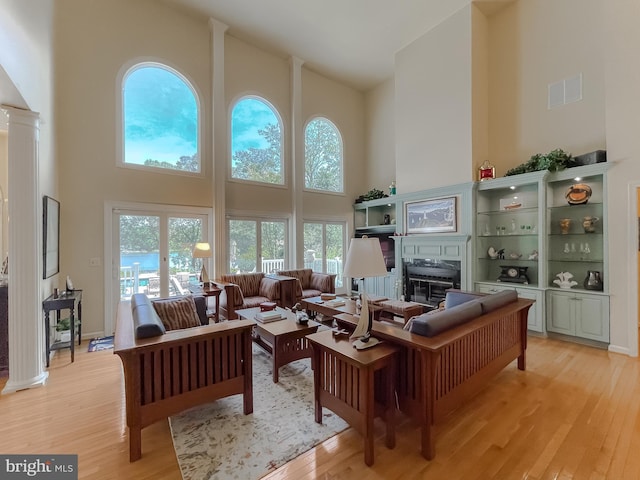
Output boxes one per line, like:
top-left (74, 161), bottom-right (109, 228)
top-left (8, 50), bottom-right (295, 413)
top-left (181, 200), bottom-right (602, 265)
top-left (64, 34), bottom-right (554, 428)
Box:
top-left (230, 97), bottom-right (283, 185)
top-left (123, 64), bottom-right (200, 173)
top-left (228, 218), bottom-right (287, 273)
top-left (304, 117), bottom-right (343, 192)
top-left (303, 222), bottom-right (344, 288)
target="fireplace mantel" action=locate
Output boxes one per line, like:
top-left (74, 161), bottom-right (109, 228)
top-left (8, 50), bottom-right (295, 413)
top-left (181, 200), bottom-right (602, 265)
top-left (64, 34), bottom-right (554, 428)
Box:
top-left (392, 234), bottom-right (472, 291)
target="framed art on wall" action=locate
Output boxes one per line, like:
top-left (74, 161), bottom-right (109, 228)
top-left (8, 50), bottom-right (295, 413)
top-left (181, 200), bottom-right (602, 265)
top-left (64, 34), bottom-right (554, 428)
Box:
top-left (405, 196), bottom-right (457, 234)
top-left (43, 195), bottom-right (60, 279)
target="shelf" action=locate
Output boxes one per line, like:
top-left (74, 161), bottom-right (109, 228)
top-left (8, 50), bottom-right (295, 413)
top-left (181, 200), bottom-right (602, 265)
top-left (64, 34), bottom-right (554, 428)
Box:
top-left (548, 202), bottom-right (603, 212)
top-left (549, 233), bottom-right (603, 238)
top-left (477, 207), bottom-right (538, 215)
top-left (478, 234), bottom-right (538, 238)
top-left (548, 259), bottom-right (603, 263)
top-left (478, 258), bottom-right (538, 263)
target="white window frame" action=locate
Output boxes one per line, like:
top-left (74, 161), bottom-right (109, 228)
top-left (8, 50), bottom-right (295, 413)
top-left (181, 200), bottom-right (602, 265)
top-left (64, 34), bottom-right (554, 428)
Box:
top-left (303, 115), bottom-right (345, 195)
top-left (115, 58), bottom-right (204, 177)
top-left (226, 213), bottom-right (290, 274)
top-left (228, 94), bottom-right (286, 187)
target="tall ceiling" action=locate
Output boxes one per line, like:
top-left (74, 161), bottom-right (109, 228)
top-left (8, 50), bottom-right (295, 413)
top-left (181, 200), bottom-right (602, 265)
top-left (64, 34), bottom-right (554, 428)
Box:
top-left (161, 0), bottom-right (496, 91)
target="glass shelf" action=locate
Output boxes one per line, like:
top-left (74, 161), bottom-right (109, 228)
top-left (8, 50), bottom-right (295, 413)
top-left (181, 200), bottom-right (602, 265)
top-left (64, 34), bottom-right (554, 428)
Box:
top-left (477, 207), bottom-right (538, 215)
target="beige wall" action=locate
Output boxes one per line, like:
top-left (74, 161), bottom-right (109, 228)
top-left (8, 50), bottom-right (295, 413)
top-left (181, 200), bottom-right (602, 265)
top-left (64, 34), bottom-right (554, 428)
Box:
top-left (302, 68), bottom-right (365, 219)
top-left (487, 0), bottom-right (606, 174)
top-left (365, 78), bottom-right (396, 195)
top-left (54, 0), bottom-right (365, 336)
top-left (395, 5), bottom-right (474, 193)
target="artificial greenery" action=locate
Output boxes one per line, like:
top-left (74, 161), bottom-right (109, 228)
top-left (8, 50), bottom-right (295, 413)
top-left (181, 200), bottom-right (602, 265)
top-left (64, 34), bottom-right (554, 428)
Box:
top-left (361, 188), bottom-right (388, 201)
top-left (505, 148), bottom-right (576, 176)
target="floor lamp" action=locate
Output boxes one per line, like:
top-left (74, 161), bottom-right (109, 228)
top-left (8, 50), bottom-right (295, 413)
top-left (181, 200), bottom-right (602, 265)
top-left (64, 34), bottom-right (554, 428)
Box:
top-left (192, 242), bottom-right (212, 286)
top-left (342, 236), bottom-right (388, 349)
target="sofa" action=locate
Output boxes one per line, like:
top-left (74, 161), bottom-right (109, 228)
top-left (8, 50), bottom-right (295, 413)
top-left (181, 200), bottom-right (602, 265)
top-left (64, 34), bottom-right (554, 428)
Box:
top-left (114, 293), bottom-right (254, 461)
top-left (276, 268), bottom-right (336, 301)
top-left (216, 272), bottom-right (281, 320)
top-left (350, 288), bottom-right (534, 460)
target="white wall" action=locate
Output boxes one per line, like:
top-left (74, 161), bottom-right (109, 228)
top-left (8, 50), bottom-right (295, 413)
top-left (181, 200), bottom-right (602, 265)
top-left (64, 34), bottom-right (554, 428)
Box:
top-left (603, 0), bottom-right (640, 355)
top-left (487, 0), bottom-right (606, 175)
top-left (364, 78), bottom-right (396, 195)
top-left (395, 5), bottom-right (473, 193)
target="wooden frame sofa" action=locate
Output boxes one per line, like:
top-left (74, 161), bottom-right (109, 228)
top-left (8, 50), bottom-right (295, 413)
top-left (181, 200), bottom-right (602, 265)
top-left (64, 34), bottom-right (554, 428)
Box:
top-left (114, 294), bottom-right (254, 461)
top-left (353, 289), bottom-right (534, 460)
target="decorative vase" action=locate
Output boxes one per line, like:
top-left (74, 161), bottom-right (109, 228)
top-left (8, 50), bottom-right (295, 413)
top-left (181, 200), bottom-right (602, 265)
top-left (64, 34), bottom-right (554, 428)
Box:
top-left (559, 218), bottom-right (571, 234)
top-left (584, 270), bottom-right (603, 291)
top-left (582, 216), bottom-right (600, 233)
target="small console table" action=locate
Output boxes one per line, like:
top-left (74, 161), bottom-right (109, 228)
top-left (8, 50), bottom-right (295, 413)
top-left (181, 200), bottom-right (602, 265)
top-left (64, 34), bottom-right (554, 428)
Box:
top-left (43, 289), bottom-right (82, 367)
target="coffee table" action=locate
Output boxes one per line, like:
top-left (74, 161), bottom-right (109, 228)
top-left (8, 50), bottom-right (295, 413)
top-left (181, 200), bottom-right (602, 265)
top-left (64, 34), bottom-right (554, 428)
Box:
top-left (236, 306), bottom-right (319, 383)
top-left (300, 296), bottom-right (383, 323)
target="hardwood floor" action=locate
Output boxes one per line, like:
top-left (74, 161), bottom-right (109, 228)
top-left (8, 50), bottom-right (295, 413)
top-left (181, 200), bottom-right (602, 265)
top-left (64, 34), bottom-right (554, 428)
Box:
top-left (1, 336), bottom-right (640, 479)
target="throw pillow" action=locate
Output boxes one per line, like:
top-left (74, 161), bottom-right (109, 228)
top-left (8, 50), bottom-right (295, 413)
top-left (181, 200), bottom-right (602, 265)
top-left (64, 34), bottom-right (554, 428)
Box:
top-left (152, 295), bottom-right (201, 331)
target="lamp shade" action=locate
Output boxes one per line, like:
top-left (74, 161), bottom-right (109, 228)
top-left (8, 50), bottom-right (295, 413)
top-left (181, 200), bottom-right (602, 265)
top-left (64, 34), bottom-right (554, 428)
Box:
top-left (192, 242), bottom-right (212, 258)
top-left (342, 237), bottom-right (387, 279)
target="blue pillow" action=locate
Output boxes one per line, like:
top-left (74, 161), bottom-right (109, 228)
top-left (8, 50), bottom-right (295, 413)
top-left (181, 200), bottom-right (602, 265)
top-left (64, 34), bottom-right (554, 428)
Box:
top-left (409, 300), bottom-right (482, 337)
top-left (444, 290), bottom-right (483, 309)
top-left (478, 289), bottom-right (517, 314)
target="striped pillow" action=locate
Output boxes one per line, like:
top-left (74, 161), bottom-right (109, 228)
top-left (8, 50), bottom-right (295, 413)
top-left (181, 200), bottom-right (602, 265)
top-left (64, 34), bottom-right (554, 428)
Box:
top-left (152, 295), bottom-right (201, 331)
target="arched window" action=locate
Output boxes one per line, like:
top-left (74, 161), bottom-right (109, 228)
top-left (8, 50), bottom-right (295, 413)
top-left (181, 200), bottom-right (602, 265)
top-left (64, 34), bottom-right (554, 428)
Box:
top-left (230, 97), bottom-right (284, 185)
top-left (304, 117), bottom-right (343, 193)
top-left (121, 63), bottom-right (200, 173)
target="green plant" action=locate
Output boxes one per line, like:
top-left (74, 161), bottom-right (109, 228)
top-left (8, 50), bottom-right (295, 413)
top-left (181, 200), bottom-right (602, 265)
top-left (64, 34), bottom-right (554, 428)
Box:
top-left (505, 148), bottom-right (576, 176)
top-left (361, 188), bottom-right (388, 201)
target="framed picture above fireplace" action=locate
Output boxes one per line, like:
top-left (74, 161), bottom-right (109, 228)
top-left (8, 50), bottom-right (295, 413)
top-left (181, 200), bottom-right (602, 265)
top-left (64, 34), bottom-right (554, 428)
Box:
top-left (405, 196), bottom-right (457, 234)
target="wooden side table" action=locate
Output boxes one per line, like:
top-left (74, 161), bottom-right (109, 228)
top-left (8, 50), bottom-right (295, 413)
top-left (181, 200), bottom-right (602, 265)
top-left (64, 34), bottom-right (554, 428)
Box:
top-left (42, 289), bottom-right (82, 367)
top-left (189, 284), bottom-right (221, 322)
top-left (306, 329), bottom-right (398, 466)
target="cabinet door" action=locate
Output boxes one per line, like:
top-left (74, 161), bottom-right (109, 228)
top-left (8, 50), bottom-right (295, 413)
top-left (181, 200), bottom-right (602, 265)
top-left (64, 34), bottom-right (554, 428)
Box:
top-left (475, 283), bottom-right (543, 333)
top-left (575, 294), bottom-right (610, 342)
top-left (546, 291), bottom-right (575, 335)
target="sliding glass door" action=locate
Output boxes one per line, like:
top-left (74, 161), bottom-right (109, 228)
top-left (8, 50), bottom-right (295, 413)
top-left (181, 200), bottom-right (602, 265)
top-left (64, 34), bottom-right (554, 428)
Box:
top-left (115, 207), bottom-right (208, 301)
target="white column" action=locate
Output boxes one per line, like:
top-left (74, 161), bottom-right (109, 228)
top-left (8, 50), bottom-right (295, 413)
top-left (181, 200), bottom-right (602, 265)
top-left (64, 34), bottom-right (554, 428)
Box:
top-left (209, 18), bottom-right (228, 278)
top-left (2, 106), bottom-right (48, 394)
top-left (290, 57), bottom-right (305, 267)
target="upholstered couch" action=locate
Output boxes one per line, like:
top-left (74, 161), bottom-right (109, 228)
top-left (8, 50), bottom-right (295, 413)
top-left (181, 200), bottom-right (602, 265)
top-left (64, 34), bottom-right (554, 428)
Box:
top-left (349, 288), bottom-right (533, 461)
top-left (276, 268), bottom-right (336, 301)
top-left (114, 293), bottom-right (254, 461)
top-left (216, 272), bottom-right (281, 320)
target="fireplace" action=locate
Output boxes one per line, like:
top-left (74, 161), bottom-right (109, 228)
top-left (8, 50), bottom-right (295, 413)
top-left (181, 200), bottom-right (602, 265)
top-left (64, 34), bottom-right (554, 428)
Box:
top-left (404, 259), bottom-right (461, 310)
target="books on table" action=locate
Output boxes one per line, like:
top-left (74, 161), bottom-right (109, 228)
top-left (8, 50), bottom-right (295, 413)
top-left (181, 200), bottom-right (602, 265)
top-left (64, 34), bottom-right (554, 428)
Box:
top-left (255, 310), bottom-right (284, 323)
top-left (324, 299), bottom-right (345, 308)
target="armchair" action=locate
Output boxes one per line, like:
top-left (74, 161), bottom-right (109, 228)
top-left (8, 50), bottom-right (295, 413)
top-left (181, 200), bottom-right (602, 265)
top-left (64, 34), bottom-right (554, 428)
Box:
top-left (276, 269), bottom-right (336, 302)
top-left (217, 272), bottom-right (281, 320)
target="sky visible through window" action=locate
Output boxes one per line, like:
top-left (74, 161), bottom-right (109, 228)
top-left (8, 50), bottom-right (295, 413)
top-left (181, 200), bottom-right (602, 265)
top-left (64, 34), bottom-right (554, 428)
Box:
top-left (124, 66), bottom-right (198, 168)
top-left (231, 98), bottom-right (276, 158)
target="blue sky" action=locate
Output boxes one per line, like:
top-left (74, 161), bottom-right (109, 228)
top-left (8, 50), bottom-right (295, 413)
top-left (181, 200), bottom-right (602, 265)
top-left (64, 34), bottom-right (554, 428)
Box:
top-left (231, 98), bottom-right (278, 156)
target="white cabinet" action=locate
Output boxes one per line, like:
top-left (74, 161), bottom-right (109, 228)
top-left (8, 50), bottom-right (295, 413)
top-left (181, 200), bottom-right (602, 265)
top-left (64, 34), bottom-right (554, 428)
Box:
top-left (363, 272), bottom-right (398, 300)
top-left (546, 290), bottom-right (610, 343)
top-left (474, 172), bottom-right (546, 288)
top-left (354, 197), bottom-right (396, 232)
top-left (476, 282), bottom-right (544, 333)
top-left (545, 164), bottom-right (610, 345)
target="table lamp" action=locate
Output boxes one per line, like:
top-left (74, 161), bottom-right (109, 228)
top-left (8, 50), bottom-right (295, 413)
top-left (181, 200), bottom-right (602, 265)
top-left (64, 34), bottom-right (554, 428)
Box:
top-left (342, 236), bottom-right (388, 349)
top-left (192, 242), bottom-right (212, 286)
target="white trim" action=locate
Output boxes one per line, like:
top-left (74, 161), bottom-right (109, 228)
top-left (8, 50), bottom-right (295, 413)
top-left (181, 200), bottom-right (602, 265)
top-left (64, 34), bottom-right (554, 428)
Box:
top-left (103, 200), bottom-right (213, 336)
top-left (622, 183), bottom-right (640, 357)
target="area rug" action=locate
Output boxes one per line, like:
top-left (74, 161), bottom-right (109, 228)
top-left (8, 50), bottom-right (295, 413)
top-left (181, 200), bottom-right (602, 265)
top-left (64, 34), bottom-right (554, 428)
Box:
top-left (169, 345), bottom-right (349, 480)
top-left (87, 335), bottom-right (114, 352)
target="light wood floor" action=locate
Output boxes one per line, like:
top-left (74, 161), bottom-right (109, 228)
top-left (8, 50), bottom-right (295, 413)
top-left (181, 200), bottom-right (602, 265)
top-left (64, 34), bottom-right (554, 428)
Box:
top-left (1, 336), bottom-right (640, 479)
